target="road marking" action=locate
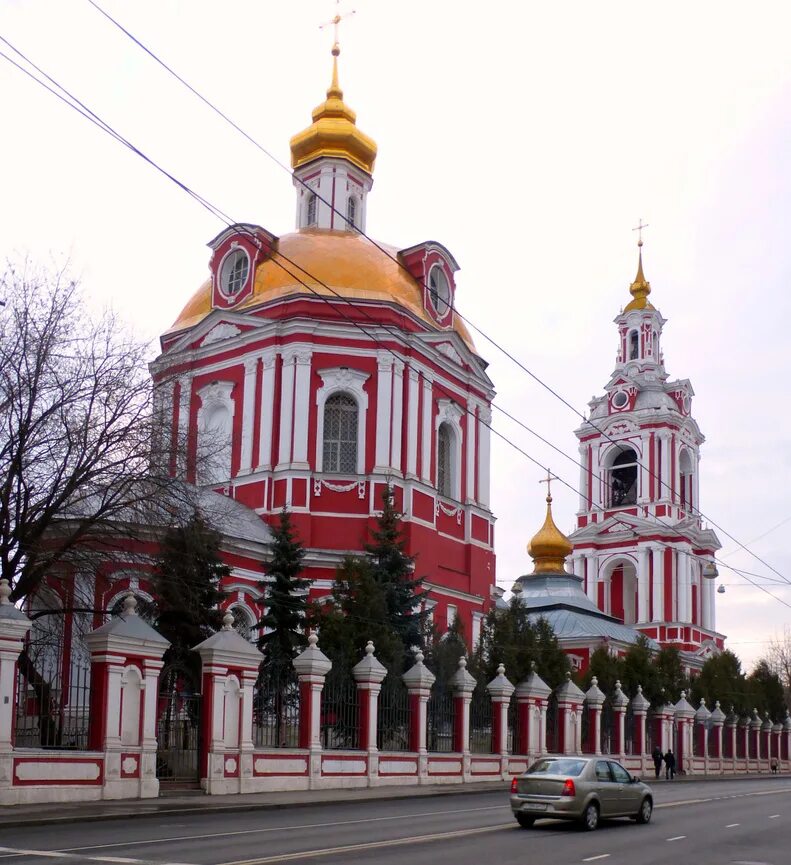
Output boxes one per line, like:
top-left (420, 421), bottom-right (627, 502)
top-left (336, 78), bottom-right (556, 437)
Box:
top-left (218, 823), bottom-right (514, 865)
top-left (582, 856), bottom-right (611, 862)
top-left (769, 814), bottom-right (780, 818)
top-left (666, 836), bottom-right (687, 841)
top-left (0, 849), bottom-right (192, 865)
top-left (726, 823), bottom-right (740, 828)
top-left (60, 805), bottom-right (506, 853)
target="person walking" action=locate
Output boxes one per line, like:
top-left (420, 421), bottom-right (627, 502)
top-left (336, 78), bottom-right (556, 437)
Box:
top-left (664, 748), bottom-right (676, 780)
top-left (652, 746), bottom-right (663, 779)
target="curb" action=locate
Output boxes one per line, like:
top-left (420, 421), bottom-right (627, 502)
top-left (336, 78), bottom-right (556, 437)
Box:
top-left (0, 781), bottom-right (508, 830)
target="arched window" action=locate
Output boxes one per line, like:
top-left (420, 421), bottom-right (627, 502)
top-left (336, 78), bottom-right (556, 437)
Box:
top-left (347, 196), bottom-right (357, 230)
top-left (322, 392), bottom-right (358, 473)
top-left (679, 449), bottom-right (694, 512)
top-left (231, 606), bottom-right (255, 642)
top-left (307, 192), bottom-right (318, 226)
top-left (609, 447), bottom-right (638, 506)
top-left (629, 330), bottom-right (639, 360)
top-left (437, 422), bottom-right (453, 497)
top-left (652, 330), bottom-right (658, 358)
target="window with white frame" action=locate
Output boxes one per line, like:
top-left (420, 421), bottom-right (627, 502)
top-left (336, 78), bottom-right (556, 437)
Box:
top-left (322, 392), bottom-right (358, 473)
top-left (446, 603), bottom-right (457, 630)
top-left (307, 192), bottom-right (318, 226)
top-left (437, 422), bottom-right (453, 497)
top-left (196, 381), bottom-right (235, 484)
top-left (347, 196), bottom-right (357, 230)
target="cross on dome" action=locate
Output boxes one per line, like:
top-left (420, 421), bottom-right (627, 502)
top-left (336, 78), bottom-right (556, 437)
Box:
top-left (320, 1), bottom-right (356, 58)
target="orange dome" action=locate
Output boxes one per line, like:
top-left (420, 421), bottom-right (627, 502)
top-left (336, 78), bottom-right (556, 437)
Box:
top-left (168, 229), bottom-right (475, 349)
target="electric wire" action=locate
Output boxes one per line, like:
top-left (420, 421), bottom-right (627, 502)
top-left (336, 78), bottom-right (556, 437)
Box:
top-left (2, 36), bottom-right (789, 616)
top-left (83, 0), bottom-right (791, 591)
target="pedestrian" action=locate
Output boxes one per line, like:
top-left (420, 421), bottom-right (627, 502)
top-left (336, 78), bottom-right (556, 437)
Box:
top-left (664, 748), bottom-right (676, 780)
top-left (771, 757), bottom-right (779, 775)
top-left (652, 746), bottom-right (663, 779)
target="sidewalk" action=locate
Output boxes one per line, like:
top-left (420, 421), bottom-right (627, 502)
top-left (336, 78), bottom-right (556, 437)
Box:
top-left (1, 771), bottom-right (785, 830)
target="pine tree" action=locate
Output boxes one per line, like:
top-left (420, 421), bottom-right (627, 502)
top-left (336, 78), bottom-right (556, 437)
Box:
top-left (151, 511), bottom-right (229, 669)
top-left (365, 486), bottom-right (427, 652)
top-left (257, 508), bottom-right (311, 666)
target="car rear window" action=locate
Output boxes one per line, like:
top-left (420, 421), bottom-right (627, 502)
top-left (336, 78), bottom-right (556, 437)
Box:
top-left (526, 758), bottom-right (586, 776)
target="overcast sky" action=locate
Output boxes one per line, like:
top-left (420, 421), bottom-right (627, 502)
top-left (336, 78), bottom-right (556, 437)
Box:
top-left (3, 0), bottom-right (790, 671)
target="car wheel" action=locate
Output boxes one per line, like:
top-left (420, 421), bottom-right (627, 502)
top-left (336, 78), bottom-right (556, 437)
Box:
top-left (636, 797), bottom-right (652, 824)
top-left (581, 802), bottom-right (599, 831)
top-left (516, 814), bottom-right (535, 829)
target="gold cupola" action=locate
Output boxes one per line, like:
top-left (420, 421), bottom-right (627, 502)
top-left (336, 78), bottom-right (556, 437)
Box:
top-left (289, 46), bottom-right (377, 176)
top-left (526, 493), bottom-right (573, 575)
top-left (623, 241), bottom-right (655, 312)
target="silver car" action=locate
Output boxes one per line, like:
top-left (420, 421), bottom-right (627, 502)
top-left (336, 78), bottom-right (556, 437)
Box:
top-left (510, 756), bottom-right (653, 831)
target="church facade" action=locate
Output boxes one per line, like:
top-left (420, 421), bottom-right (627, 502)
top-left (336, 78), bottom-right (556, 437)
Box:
top-left (567, 241), bottom-right (724, 671)
top-left (140, 49), bottom-right (497, 643)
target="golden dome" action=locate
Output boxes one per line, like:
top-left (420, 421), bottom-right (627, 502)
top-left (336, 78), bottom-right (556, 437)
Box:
top-left (289, 51), bottom-right (377, 176)
top-left (623, 245), bottom-right (655, 312)
top-left (526, 494), bottom-right (573, 575)
top-left (167, 229), bottom-right (475, 349)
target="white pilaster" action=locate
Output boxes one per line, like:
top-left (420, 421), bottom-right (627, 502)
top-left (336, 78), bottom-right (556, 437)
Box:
top-left (176, 375), bottom-right (192, 477)
top-left (637, 546), bottom-right (650, 622)
top-left (292, 350), bottom-right (312, 468)
top-left (639, 432), bottom-right (650, 503)
top-left (678, 547), bottom-right (690, 622)
top-left (578, 446), bottom-right (588, 512)
top-left (375, 352), bottom-right (393, 473)
top-left (477, 405), bottom-right (492, 508)
top-left (390, 360), bottom-right (404, 473)
top-left (651, 545), bottom-right (664, 622)
top-left (704, 576), bottom-right (716, 631)
top-left (586, 555), bottom-right (598, 603)
top-left (406, 367), bottom-right (419, 478)
top-left (277, 352), bottom-right (296, 468)
top-left (420, 375), bottom-right (433, 483)
top-left (238, 357), bottom-right (258, 475)
top-left (465, 400), bottom-right (478, 503)
top-left (590, 444), bottom-right (602, 509)
top-left (257, 351), bottom-right (277, 470)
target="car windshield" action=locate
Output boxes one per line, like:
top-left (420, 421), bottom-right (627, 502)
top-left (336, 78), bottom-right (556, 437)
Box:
top-left (526, 758), bottom-right (586, 776)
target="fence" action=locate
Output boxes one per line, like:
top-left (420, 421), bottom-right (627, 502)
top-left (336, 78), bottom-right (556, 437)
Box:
top-left (377, 674), bottom-right (410, 751)
top-left (427, 679), bottom-right (455, 753)
top-left (469, 682), bottom-right (492, 753)
top-left (254, 662), bottom-right (300, 748)
top-left (321, 662), bottom-right (359, 750)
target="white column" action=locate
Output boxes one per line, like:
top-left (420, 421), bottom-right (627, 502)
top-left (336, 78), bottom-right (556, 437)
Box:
top-left (257, 350), bottom-right (277, 470)
top-left (277, 352), bottom-right (296, 468)
top-left (465, 400), bottom-right (478, 504)
top-left (571, 554), bottom-right (584, 579)
top-left (639, 432), bottom-right (650, 503)
top-left (578, 446), bottom-right (588, 512)
top-left (651, 545), bottom-right (664, 622)
top-left (420, 375), bottom-right (433, 483)
top-left (590, 444), bottom-right (602, 510)
top-left (704, 577), bottom-right (716, 632)
top-left (238, 357), bottom-right (258, 475)
top-left (693, 452), bottom-right (701, 517)
top-left (637, 546), bottom-right (650, 623)
top-left (406, 367), bottom-right (419, 478)
top-left (292, 350), bottom-right (312, 468)
top-left (658, 434), bottom-right (669, 500)
top-left (477, 405), bottom-right (492, 507)
top-left (678, 548), bottom-right (690, 623)
top-left (375, 352), bottom-right (393, 472)
top-left (390, 360), bottom-right (404, 473)
top-left (176, 375), bottom-right (192, 477)
top-left (586, 555), bottom-right (598, 603)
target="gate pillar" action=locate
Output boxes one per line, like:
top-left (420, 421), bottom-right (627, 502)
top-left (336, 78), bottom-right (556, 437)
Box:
top-left (514, 663), bottom-right (551, 758)
top-left (631, 685), bottom-right (651, 766)
top-left (402, 650), bottom-right (435, 782)
top-left (352, 641), bottom-right (387, 778)
top-left (84, 594), bottom-right (169, 799)
top-left (449, 657), bottom-right (476, 757)
top-left (583, 677), bottom-right (605, 755)
top-left (486, 664), bottom-right (515, 777)
top-left (673, 691), bottom-right (695, 774)
top-left (555, 673), bottom-right (585, 755)
top-left (293, 633), bottom-right (332, 786)
top-left (193, 611), bottom-right (263, 794)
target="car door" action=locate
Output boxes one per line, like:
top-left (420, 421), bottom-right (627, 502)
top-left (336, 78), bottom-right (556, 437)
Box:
top-left (594, 760), bottom-right (617, 816)
top-left (608, 761), bottom-right (636, 814)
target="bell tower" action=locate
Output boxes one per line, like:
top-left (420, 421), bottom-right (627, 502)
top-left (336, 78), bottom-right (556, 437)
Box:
top-left (568, 232), bottom-right (724, 670)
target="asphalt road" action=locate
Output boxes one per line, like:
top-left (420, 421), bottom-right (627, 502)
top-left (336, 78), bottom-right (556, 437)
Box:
top-left (1, 778), bottom-right (790, 865)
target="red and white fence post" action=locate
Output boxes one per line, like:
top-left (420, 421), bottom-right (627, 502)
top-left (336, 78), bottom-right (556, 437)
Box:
top-left (352, 641), bottom-right (387, 782)
top-left (610, 681), bottom-right (629, 758)
top-left (584, 677), bottom-right (605, 755)
top-left (750, 709), bottom-right (762, 764)
top-left (292, 633), bottom-right (332, 786)
top-left (694, 698), bottom-right (711, 769)
top-left (402, 650), bottom-right (435, 782)
top-left (709, 701), bottom-right (725, 767)
top-left (631, 685), bottom-right (651, 767)
top-left (449, 657), bottom-right (476, 763)
top-left (486, 664), bottom-right (515, 777)
top-left (556, 672), bottom-right (585, 755)
top-left (514, 662), bottom-right (551, 758)
top-left (674, 691), bottom-right (695, 774)
top-left (0, 579), bottom-right (33, 759)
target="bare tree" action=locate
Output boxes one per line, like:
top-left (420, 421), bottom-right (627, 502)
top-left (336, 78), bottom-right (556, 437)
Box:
top-left (0, 259), bottom-right (185, 604)
top-left (765, 627), bottom-right (791, 705)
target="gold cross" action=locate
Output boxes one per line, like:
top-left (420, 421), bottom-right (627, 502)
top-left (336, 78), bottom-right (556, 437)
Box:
top-left (538, 469), bottom-right (556, 498)
top-left (320, 1), bottom-right (356, 55)
top-left (632, 219), bottom-right (649, 247)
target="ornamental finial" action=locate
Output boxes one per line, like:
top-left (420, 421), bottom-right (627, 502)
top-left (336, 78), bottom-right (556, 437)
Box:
top-left (123, 593), bottom-right (138, 616)
top-left (458, 656), bottom-right (468, 670)
top-left (365, 640), bottom-right (375, 656)
top-left (308, 633), bottom-right (319, 648)
top-left (222, 610), bottom-right (234, 631)
top-left (497, 663), bottom-right (505, 677)
top-left (0, 578), bottom-right (11, 605)
top-left (591, 676), bottom-right (598, 687)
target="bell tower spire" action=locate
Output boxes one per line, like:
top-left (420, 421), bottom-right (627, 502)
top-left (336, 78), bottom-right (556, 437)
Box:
top-left (289, 4), bottom-right (377, 233)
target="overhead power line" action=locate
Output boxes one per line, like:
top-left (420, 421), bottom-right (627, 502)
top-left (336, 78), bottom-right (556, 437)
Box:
top-left (3, 35), bottom-right (790, 617)
top-left (84, 0), bottom-right (791, 591)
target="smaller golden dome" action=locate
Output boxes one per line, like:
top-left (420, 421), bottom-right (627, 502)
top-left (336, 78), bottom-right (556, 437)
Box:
top-left (623, 245), bottom-right (655, 312)
top-left (289, 49), bottom-right (377, 176)
top-left (527, 494), bottom-right (573, 575)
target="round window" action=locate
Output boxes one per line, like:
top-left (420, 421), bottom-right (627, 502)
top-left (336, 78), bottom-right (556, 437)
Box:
top-left (612, 391), bottom-right (629, 409)
top-left (683, 394), bottom-right (691, 413)
top-left (428, 265), bottom-right (451, 317)
top-left (220, 248), bottom-right (250, 297)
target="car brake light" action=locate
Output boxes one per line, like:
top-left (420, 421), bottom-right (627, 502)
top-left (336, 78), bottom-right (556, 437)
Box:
top-left (561, 778), bottom-right (576, 797)
top-left (511, 777), bottom-right (518, 793)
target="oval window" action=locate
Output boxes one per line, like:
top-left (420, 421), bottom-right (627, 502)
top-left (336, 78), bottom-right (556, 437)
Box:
top-left (428, 265), bottom-right (451, 317)
top-left (220, 248), bottom-right (250, 297)
top-left (612, 391), bottom-right (629, 409)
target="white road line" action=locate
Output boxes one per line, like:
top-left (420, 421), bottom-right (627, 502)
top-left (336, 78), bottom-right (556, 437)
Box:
top-left (219, 823), bottom-right (514, 865)
top-left (726, 823), bottom-right (740, 828)
top-left (769, 814), bottom-right (780, 818)
top-left (582, 856), bottom-right (611, 862)
top-left (666, 836), bottom-right (687, 841)
top-left (58, 804), bottom-right (505, 854)
top-left (0, 848), bottom-right (192, 865)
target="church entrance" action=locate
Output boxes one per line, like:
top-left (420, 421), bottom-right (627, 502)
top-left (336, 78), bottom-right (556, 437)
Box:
top-left (156, 663), bottom-right (202, 789)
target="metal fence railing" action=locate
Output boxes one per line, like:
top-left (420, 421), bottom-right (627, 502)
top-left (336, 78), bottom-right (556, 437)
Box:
top-left (254, 662), bottom-right (301, 749)
top-left (427, 682), bottom-right (455, 753)
top-left (321, 663), bottom-right (359, 750)
top-left (469, 683), bottom-right (492, 754)
top-left (377, 675), bottom-right (410, 751)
